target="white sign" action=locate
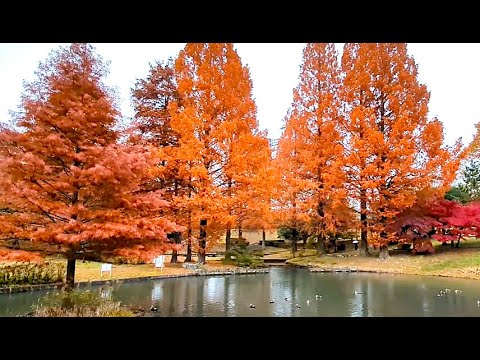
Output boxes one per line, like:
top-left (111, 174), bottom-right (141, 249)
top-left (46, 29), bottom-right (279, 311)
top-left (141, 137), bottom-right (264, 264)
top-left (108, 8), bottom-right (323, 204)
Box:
top-left (100, 263), bottom-right (112, 277)
top-left (154, 255), bottom-right (165, 271)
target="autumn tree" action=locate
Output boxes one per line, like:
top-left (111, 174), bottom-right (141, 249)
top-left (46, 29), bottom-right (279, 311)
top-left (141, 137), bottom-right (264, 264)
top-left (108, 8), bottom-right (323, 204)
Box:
top-left (394, 194), bottom-right (480, 252)
top-left (240, 132), bottom-right (278, 248)
top-left (171, 43), bottom-right (271, 263)
top-left (276, 43), bottom-right (346, 256)
top-left (275, 110), bottom-right (310, 255)
top-left (226, 130), bottom-right (277, 246)
top-left (340, 43), bottom-right (464, 259)
top-left (130, 58), bottom-right (189, 263)
top-left (0, 44), bottom-right (180, 291)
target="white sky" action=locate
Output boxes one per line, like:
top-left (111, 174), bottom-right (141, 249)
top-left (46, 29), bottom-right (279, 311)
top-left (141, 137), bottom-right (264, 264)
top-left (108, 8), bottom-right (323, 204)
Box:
top-left (1, 43), bottom-right (479, 146)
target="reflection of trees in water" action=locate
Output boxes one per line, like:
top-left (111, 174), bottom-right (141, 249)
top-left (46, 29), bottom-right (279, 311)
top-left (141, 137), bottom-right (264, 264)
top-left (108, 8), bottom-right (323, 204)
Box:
top-left (5, 269), bottom-right (478, 317)
top-left (168, 283), bottom-right (175, 315)
top-left (100, 286), bottom-right (113, 300)
top-left (181, 280), bottom-right (192, 316)
top-left (223, 276), bottom-right (235, 317)
top-left (196, 278), bottom-right (204, 316)
top-left (270, 269), bottom-right (293, 316)
top-left (151, 283), bottom-right (162, 301)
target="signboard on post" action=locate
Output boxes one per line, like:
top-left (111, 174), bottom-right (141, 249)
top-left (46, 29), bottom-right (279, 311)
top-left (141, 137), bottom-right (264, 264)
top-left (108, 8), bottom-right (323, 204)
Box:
top-left (100, 263), bottom-right (112, 277)
top-left (154, 255), bottom-right (165, 273)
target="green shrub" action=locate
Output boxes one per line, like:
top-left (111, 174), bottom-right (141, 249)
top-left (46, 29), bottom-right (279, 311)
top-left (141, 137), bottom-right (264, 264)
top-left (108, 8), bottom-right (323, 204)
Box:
top-left (223, 247), bottom-right (264, 268)
top-left (0, 262), bottom-right (65, 287)
top-left (31, 288), bottom-right (134, 317)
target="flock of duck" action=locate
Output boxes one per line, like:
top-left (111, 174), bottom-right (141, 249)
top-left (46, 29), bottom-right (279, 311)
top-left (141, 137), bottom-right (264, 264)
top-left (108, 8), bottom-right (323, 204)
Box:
top-left (436, 288), bottom-right (480, 305)
top-left (147, 288), bottom-right (480, 313)
top-left (248, 292), bottom-right (364, 309)
top-left (436, 288), bottom-right (462, 297)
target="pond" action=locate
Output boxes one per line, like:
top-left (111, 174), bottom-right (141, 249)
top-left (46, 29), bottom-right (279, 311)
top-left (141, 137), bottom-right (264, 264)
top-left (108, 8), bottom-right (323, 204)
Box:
top-left (2, 267), bottom-right (480, 317)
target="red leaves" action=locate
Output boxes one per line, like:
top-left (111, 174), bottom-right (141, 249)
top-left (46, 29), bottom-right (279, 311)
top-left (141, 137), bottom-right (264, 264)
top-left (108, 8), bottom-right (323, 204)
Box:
top-left (395, 196), bottom-right (480, 248)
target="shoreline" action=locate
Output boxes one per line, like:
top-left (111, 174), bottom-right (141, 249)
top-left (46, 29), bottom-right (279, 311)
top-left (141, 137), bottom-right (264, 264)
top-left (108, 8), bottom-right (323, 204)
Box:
top-left (0, 267), bottom-right (270, 294)
top-left (287, 255), bottom-right (480, 281)
top-left (5, 245), bottom-right (480, 294)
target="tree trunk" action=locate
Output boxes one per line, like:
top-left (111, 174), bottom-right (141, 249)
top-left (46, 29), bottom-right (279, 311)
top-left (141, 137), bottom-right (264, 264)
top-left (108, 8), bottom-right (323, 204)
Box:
top-left (316, 234), bottom-right (327, 256)
top-left (360, 191), bottom-right (369, 256)
top-left (291, 237), bottom-right (297, 255)
top-left (185, 176), bottom-right (193, 263)
top-left (171, 180), bottom-right (181, 264)
top-left (316, 201), bottom-right (327, 256)
top-left (451, 240), bottom-right (455, 248)
top-left (185, 227), bottom-right (193, 263)
top-left (238, 225), bottom-right (242, 240)
top-left (226, 179), bottom-right (232, 252)
top-left (302, 233), bottom-right (308, 250)
top-left (198, 219), bottom-right (207, 265)
top-left (378, 244), bottom-right (390, 259)
top-left (62, 253), bottom-right (76, 308)
top-left (65, 254), bottom-right (76, 292)
top-left (170, 232), bottom-right (182, 263)
top-left (456, 238), bottom-right (460, 248)
top-left (225, 226), bottom-right (231, 252)
top-left (262, 229), bottom-right (266, 250)
top-left (291, 228), bottom-right (298, 256)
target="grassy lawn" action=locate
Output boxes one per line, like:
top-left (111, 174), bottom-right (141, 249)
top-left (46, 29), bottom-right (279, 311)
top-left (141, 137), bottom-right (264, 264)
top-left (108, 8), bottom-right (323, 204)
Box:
top-left (5, 238), bottom-right (480, 284)
top-left (44, 254), bottom-right (238, 283)
top-left (288, 238), bottom-right (480, 280)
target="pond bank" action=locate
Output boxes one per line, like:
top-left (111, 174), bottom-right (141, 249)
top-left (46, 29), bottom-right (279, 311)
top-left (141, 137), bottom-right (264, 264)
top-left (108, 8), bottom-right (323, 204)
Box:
top-left (286, 245), bottom-right (480, 281)
top-left (0, 267), bottom-right (269, 294)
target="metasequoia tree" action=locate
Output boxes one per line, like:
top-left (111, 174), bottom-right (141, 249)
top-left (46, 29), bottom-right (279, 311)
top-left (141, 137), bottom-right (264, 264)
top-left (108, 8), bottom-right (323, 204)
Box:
top-left (130, 58), bottom-right (189, 263)
top-left (171, 43), bottom-right (269, 263)
top-left (341, 43), bottom-right (464, 259)
top-left (275, 110), bottom-right (309, 255)
top-left (0, 44), bottom-right (180, 291)
top-left (239, 132), bottom-right (278, 248)
top-left (227, 130), bottom-right (277, 244)
top-left (277, 43), bottom-right (345, 256)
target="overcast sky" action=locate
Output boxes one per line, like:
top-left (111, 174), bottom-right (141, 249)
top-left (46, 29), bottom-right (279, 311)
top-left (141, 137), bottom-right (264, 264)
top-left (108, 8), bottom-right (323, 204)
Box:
top-left (1, 43), bottom-right (479, 146)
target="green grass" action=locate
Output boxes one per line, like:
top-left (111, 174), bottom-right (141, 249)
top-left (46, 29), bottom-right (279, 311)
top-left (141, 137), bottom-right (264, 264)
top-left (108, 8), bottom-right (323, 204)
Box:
top-left (432, 237), bottom-right (480, 251)
top-left (421, 252), bottom-right (480, 272)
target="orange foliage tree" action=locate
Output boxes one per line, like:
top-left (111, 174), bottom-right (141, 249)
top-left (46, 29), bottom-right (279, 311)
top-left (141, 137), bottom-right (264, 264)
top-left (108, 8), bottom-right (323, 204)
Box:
top-left (171, 43), bottom-right (272, 262)
top-left (340, 43), bottom-right (465, 258)
top-left (275, 112), bottom-right (310, 255)
top-left (275, 43), bottom-right (346, 256)
top-left (238, 132), bottom-right (278, 246)
top-left (130, 58), bottom-right (189, 263)
top-left (0, 44), bottom-right (180, 290)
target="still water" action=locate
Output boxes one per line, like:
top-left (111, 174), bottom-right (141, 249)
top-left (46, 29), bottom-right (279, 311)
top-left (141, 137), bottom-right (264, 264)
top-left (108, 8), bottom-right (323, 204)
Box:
top-left (2, 267), bottom-right (480, 317)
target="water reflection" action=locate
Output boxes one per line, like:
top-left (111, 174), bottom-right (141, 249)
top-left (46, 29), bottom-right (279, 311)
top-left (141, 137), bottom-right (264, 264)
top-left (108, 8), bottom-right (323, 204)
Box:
top-left (151, 283), bottom-right (162, 301)
top-left (3, 268), bottom-right (480, 317)
top-left (100, 286), bottom-right (113, 300)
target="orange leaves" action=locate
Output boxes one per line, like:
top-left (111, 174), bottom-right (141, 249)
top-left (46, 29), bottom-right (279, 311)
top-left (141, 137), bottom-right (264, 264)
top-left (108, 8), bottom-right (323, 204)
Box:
top-left (0, 248), bottom-right (44, 263)
top-left (341, 43), bottom-right (465, 247)
top-left (169, 42), bottom-right (274, 252)
top-left (276, 43), bottom-right (344, 239)
top-left (0, 44), bottom-right (181, 270)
